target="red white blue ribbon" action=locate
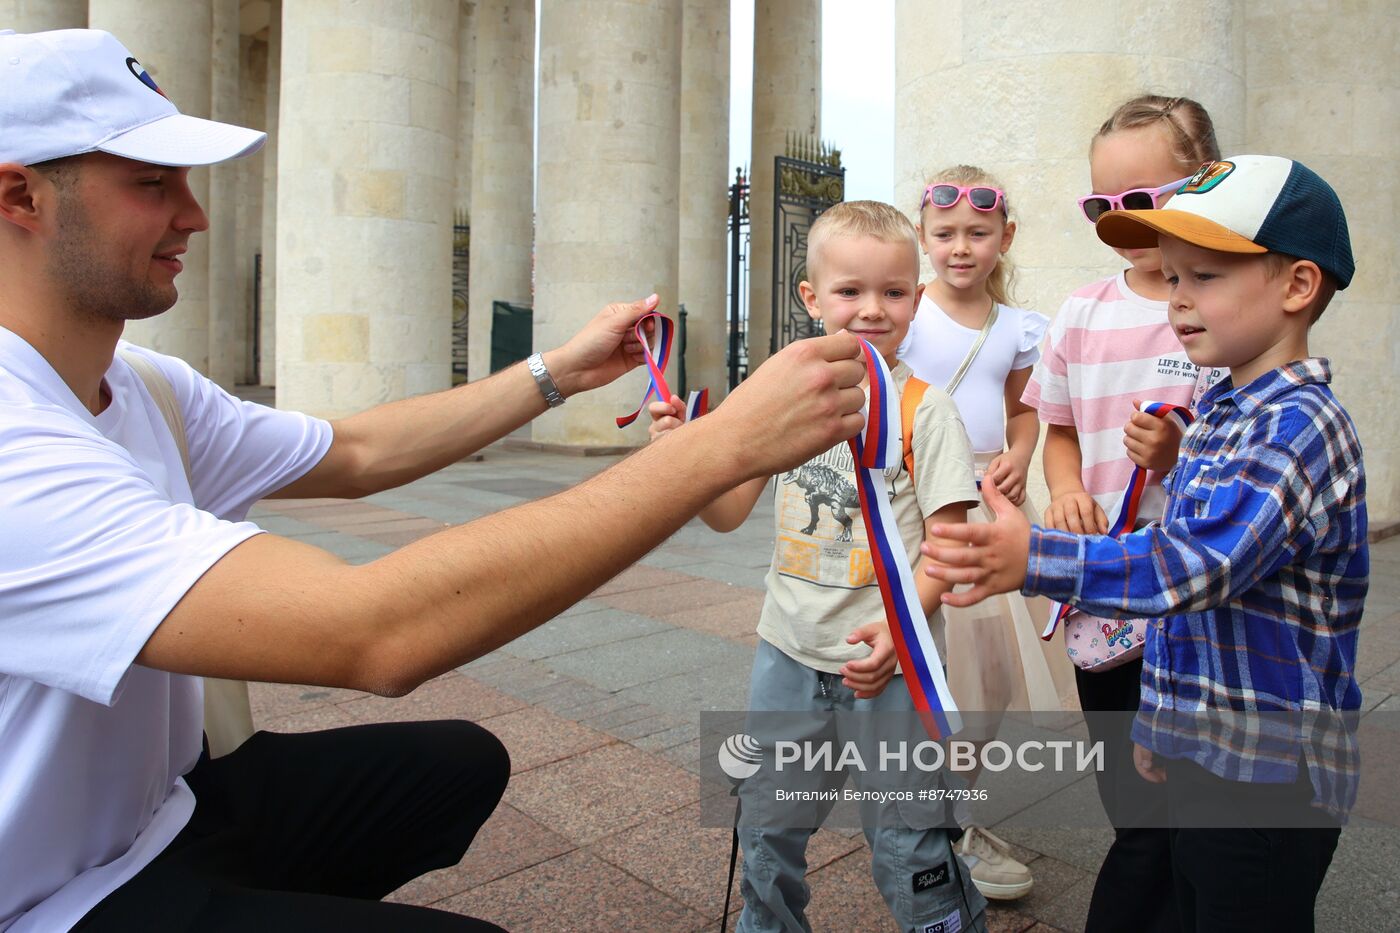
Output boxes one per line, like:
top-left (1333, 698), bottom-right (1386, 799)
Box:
top-left (1040, 400), bottom-right (1195, 640)
top-left (616, 312), bottom-right (709, 428)
top-left (685, 388), bottom-right (709, 422)
top-left (849, 340), bottom-right (959, 739)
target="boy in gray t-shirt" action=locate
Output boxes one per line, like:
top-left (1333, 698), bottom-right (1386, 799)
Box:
top-left (649, 201), bottom-right (984, 933)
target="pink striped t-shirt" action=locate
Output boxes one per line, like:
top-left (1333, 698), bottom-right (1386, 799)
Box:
top-left (1022, 272), bottom-right (1222, 525)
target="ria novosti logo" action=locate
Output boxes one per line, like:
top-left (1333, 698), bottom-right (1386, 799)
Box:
top-left (717, 733), bottom-right (763, 780)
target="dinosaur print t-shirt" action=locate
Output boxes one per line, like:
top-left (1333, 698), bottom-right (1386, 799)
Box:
top-left (757, 361), bottom-right (979, 674)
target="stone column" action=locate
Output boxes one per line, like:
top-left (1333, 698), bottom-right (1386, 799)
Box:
top-left (454, 0), bottom-right (476, 219)
top-left (894, 0), bottom-right (1245, 325)
top-left (535, 0), bottom-right (682, 447)
top-left (207, 0), bottom-right (239, 389)
top-left (1245, 2), bottom-right (1400, 523)
top-left (466, 0), bottom-right (534, 382)
top-left (0, 0), bottom-right (85, 30)
top-left (258, 0), bottom-right (280, 385)
top-left (88, 0), bottom-right (214, 372)
top-left (235, 35), bottom-right (267, 384)
top-left (746, 0), bottom-right (820, 369)
top-left (678, 0), bottom-right (729, 399)
top-left (450, 0), bottom-right (476, 386)
top-left (275, 0), bottom-right (459, 418)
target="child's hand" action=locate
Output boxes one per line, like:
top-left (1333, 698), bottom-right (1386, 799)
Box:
top-left (1044, 491), bottom-right (1108, 535)
top-left (1133, 742), bottom-right (1167, 783)
top-left (922, 479), bottom-right (1030, 606)
top-left (1123, 399), bottom-right (1184, 472)
top-left (841, 620), bottom-right (898, 698)
top-left (984, 452), bottom-right (1028, 506)
top-left (646, 394), bottom-right (686, 442)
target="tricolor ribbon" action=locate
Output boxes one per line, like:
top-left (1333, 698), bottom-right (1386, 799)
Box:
top-left (849, 340), bottom-right (960, 739)
top-left (616, 312), bottom-right (709, 428)
top-left (1040, 400), bottom-right (1195, 640)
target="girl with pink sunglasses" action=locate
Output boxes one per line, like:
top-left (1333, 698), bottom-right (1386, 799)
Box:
top-left (1020, 95), bottom-right (1225, 933)
top-left (898, 165), bottom-right (1078, 903)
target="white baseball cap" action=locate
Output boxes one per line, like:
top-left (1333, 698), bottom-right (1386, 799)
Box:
top-left (0, 28), bottom-right (266, 167)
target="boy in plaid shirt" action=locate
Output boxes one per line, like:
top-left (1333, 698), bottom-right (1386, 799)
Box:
top-left (921, 155), bottom-right (1364, 932)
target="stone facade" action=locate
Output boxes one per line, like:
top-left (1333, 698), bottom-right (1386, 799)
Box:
top-left (6, 3), bottom-right (1393, 521)
top-left (274, 0), bottom-right (458, 418)
top-left (466, 0), bottom-right (534, 383)
top-left (0, 0), bottom-right (85, 31)
top-left (745, 0), bottom-right (820, 370)
top-left (89, 0), bottom-right (215, 373)
top-left (678, 0), bottom-right (731, 401)
top-left (1242, 0), bottom-right (1399, 522)
top-left (534, 0), bottom-right (683, 447)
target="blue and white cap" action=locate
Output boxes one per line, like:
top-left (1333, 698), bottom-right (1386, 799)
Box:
top-left (0, 28), bottom-right (265, 167)
top-left (1096, 154), bottom-right (1354, 290)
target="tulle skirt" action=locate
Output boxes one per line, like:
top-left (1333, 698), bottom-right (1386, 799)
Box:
top-left (944, 453), bottom-right (1080, 717)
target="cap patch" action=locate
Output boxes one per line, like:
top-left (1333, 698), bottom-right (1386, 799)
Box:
top-left (125, 57), bottom-right (166, 98)
top-left (1180, 160), bottom-right (1235, 195)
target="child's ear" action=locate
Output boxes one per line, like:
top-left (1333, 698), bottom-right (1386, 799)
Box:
top-left (1000, 219), bottom-right (1017, 254)
top-left (799, 280), bottom-right (821, 321)
top-left (1280, 259), bottom-right (1323, 317)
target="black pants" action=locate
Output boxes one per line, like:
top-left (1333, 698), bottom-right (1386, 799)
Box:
top-left (74, 720), bottom-right (510, 932)
top-left (1166, 758), bottom-right (1340, 933)
top-left (1075, 658), bottom-right (1178, 933)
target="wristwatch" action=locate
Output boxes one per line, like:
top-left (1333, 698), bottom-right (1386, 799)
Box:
top-left (527, 352), bottom-right (566, 408)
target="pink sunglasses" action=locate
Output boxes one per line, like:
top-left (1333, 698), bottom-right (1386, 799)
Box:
top-left (920, 183), bottom-right (1006, 213)
top-left (1077, 177), bottom-right (1191, 224)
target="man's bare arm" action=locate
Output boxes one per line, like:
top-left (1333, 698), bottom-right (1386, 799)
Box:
top-left (138, 333), bottom-right (868, 696)
top-left (273, 296), bottom-right (657, 500)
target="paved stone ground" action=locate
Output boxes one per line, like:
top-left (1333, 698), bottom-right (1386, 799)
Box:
top-left (245, 429), bottom-right (1400, 932)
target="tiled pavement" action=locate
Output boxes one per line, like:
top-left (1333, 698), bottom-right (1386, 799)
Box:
top-left (245, 428), bottom-right (1400, 932)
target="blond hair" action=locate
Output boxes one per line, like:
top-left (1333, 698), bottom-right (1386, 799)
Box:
top-left (1092, 95), bottom-right (1221, 174)
top-left (806, 200), bottom-right (919, 282)
top-left (916, 164), bottom-right (1018, 307)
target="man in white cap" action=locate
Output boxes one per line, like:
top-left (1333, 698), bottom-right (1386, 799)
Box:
top-left (0, 28), bottom-right (868, 932)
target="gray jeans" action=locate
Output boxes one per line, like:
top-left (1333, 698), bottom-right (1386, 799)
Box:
top-left (737, 639), bottom-right (987, 933)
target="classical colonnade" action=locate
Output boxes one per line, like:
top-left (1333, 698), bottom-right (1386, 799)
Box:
top-left (2, 1), bottom-right (1396, 521)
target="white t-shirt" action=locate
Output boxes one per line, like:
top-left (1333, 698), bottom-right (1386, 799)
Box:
top-left (897, 294), bottom-right (1049, 454)
top-left (0, 327), bottom-right (332, 933)
top-left (757, 362), bottom-right (979, 673)
top-left (1021, 272), bottom-right (1222, 524)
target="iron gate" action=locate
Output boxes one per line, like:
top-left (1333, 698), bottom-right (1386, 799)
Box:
top-left (771, 136), bottom-right (844, 354)
top-left (727, 166), bottom-right (750, 389)
top-left (451, 213), bottom-right (470, 385)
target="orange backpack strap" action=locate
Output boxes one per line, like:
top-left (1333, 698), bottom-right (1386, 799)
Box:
top-left (901, 376), bottom-right (930, 484)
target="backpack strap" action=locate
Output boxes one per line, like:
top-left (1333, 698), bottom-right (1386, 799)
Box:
top-left (117, 348), bottom-right (191, 484)
top-left (900, 375), bottom-right (930, 484)
top-left (117, 348), bottom-right (255, 758)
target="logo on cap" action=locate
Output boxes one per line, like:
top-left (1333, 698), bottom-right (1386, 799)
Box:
top-left (125, 57), bottom-right (166, 98)
top-left (1180, 160), bottom-right (1235, 195)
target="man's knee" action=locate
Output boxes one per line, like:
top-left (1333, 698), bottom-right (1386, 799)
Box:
top-left (452, 719), bottom-right (510, 796)
top-left (426, 719), bottom-right (510, 815)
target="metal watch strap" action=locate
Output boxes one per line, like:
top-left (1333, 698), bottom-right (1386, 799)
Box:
top-left (527, 352), bottom-right (565, 408)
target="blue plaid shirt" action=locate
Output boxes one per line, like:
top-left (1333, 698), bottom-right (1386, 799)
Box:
top-left (1026, 359), bottom-right (1366, 817)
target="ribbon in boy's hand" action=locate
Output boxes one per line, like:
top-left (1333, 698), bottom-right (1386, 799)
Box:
top-left (615, 312), bottom-right (708, 428)
top-left (1040, 400), bottom-right (1193, 640)
top-left (848, 339), bottom-right (959, 739)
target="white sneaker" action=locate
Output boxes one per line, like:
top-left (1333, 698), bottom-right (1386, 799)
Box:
top-left (957, 825), bottom-right (1034, 901)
